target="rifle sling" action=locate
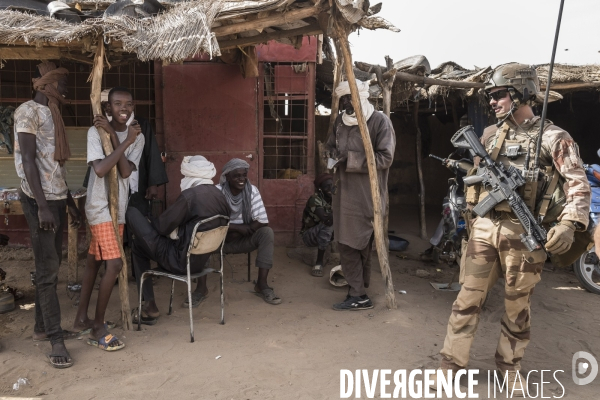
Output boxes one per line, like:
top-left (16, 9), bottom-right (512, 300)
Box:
top-left (538, 166), bottom-right (560, 220)
top-left (490, 123), bottom-right (510, 161)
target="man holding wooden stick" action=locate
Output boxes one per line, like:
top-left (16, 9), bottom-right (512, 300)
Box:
top-left (325, 80), bottom-right (395, 311)
top-left (73, 87), bottom-right (144, 351)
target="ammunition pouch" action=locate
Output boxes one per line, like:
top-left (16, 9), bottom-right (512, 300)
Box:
top-left (465, 167), bottom-right (481, 205)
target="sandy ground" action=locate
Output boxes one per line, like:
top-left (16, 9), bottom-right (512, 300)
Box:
top-left (0, 208), bottom-right (599, 399)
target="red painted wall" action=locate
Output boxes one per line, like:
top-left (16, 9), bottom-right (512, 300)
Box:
top-left (161, 38), bottom-right (317, 245)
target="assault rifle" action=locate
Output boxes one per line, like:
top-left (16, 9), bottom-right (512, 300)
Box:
top-left (451, 125), bottom-right (548, 253)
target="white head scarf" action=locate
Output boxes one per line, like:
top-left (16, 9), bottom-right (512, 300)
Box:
top-left (180, 155), bottom-right (216, 191)
top-left (334, 79), bottom-right (375, 126)
top-left (170, 155), bottom-right (216, 240)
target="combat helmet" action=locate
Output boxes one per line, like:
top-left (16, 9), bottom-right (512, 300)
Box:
top-left (485, 63), bottom-right (540, 105)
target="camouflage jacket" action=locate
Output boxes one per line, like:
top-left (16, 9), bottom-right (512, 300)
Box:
top-left (480, 116), bottom-right (591, 228)
top-left (301, 190), bottom-right (332, 233)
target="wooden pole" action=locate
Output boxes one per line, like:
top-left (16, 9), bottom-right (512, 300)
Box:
top-left (326, 39), bottom-right (343, 141)
top-left (67, 199), bottom-right (80, 285)
top-left (333, 19), bottom-right (397, 309)
top-left (374, 56), bottom-right (396, 253)
top-left (413, 102), bottom-right (427, 240)
top-left (355, 62), bottom-right (486, 90)
top-left (89, 39), bottom-right (133, 330)
top-left (390, 71), bottom-right (485, 89)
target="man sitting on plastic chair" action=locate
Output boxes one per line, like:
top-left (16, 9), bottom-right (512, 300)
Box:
top-left (126, 156), bottom-right (230, 325)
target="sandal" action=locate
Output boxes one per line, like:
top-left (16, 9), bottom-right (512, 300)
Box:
top-left (254, 288), bottom-right (282, 305)
top-left (87, 333), bottom-right (125, 352)
top-left (48, 353), bottom-right (74, 369)
top-left (183, 292), bottom-right (208, 308)
top-left (131, 307), bottom-right (157, 325)
top-left (311, 265), bottom-right (324, 277)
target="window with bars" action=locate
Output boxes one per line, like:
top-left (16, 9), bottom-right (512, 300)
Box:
top-left (261, 62), bottom-right (311, 179)
top-left (0, 59), bottom-right (155, 128)
top-left (0, 60), bottom-right (155, 189)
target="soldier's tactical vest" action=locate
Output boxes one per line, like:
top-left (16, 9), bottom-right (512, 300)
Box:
top-left (468, 121), bottom-right (566, 224)
top-left (465, 121), bottom-right (591, 267)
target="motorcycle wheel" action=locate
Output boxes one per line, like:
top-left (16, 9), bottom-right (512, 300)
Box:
top-left (573, 246), bottom-right (600, 295)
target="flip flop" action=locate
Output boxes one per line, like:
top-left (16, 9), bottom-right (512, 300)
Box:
top-left (131, 307), bottom-right (157, 325)
top-left (183, 292), bottom-right (208, 308)
top-left (254, 288), bottom-right (282, 305)
top-left (48, 353), bottom-right (74, 369)
top-left (77, 321), bottom-right (116, 336)
top-left (311, 265), bottom-right (324, 277)
top-left (33, 329), bottom-right (82, 342)
top-left (87, 333), bottom-right (125, 352)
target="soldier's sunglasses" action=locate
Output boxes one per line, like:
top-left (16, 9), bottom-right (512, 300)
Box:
top-left (486, 89), bottom-right (510, 101)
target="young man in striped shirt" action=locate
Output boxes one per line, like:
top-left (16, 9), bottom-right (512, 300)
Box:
top-left (190, 158), bottom-right (282, 306)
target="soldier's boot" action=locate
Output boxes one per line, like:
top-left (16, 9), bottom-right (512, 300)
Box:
top-left (430, 359), bottom-right (464, 393)
top-left (497, 369), bottom-right (526, 398)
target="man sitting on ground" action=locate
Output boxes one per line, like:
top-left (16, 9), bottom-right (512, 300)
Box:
top-left (190, 158), bottom-right (282, 306)
top-left (126, 156), bottom-right (229, 324)
top-left (301, 173), bottom-right (334, 277)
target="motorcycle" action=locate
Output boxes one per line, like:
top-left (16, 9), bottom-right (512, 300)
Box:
top-left (421, 154), bottom-right (473, 265)
top-left (572, 163), bottom-right (600, 295)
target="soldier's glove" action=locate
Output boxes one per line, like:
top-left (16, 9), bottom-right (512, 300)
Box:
top-left (546, 221), bottom-right (576, 255)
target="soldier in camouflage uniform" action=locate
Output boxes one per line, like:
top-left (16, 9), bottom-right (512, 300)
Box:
top-left (301, 173), bottom-right (334, 277)
top-left (437, 63), bottom-right (591, 392)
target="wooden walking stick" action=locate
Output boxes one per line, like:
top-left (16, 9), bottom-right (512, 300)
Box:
top-left (373, 56), bottom-right (397, 250)
top-left (333, 18), bottom-right (397, 309)
top-left (89, 38), bottom-right (133, 329)
top-left (413, 101), bottom-right (427, 240)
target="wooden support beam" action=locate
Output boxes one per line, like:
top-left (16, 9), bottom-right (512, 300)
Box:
top-left (376, 56), bottom-right (396, 253)
top-left (89, 38), bottom-right (133, 330)
top-left (393, 71), bottom-right (485, 89)
top-left (326, 37), bottom-right (343, 141)
top-left (218, 24), bottom-right (322, 50)
top-left (213, 6), bottom-right (321, 37)
top-left (0, 46), bottom-right (60, 60)
top-left (333, 18), bottom-right (397, 310)
top-left (67, 201), bottom-right (79, 285)
top-left (413, 102), bottom-right (427, 240)
top-left (356, 62), bottom-right (486, 90)
top-left (541, 82), bottom-right (600, 90)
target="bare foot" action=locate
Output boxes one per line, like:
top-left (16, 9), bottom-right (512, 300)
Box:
top-left (49, 342), bottom-right (73, 368)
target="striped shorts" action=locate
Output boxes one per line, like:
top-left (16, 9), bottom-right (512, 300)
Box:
top-left (89, 222), bottom-right (124, 261)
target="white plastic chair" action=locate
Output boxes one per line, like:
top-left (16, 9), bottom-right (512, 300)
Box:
top-left (137, 215), bottom-right (229, 342)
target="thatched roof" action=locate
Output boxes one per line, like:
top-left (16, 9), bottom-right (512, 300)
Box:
top-left (320, 56), bottom-right (600, 112)
top-left (0, 0), bottom-right (398, 64)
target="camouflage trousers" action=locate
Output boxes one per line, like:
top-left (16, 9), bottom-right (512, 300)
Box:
top-left (440, 214), bottom-right (546, 371)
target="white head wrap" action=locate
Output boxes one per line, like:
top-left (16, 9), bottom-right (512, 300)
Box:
top-left (334, 79), bottom-right (375, 126)
top-left (170, 155), bottom-right (216, 239)
top-left (180, 155), bottom-right (216, 191)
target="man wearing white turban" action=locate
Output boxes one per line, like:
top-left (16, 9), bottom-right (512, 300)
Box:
top-left (125, 156), bottom-right (230, 323)
top-left (325, 79), bottom-right (396, 311)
